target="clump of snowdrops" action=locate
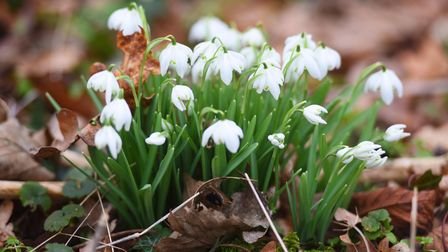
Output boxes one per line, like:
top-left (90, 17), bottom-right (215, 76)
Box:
top-left (83, 3), bottom-right (410, 242)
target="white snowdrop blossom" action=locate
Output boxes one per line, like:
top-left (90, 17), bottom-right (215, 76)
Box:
top-left (219, 28), bottom-right (242, 51)
top-left (201, 120), bottom-right (244, 153)
top-left (249, 63), bottom-right (284, 100)
top-left (352, 141), bottom-right (387, 168)
top-left (159, 42), bottom-right (193, 78)
top-left (364, 68), bottom-right (403, 105)
top-left (171, 85), bottom-right (194, 111)
top-left (259, 47), bottom-right (281, 67)
top-left (95, 126), bottom-right (122, 159)
top-left (283, 48), bottom-right (326, 82)
top-left (107, 7), bottom-right (143, 36)
top-left (87, 70), bottom-right (120, 104)
top-left (240, 47), bottom-right (257, 69)
top-left (384, 124), bottom-right (411, 142)
top-left (303, 104), bottom-right (328, 125)
top-left (315, 45), bottom-right (341, 71)
top-left (365, 155), bottom-right (388, 168)
top-left (283, 32), bottom-right (317, 58)
top-left (242, 27), bottom-right (265, 47)
top-left (161, 119), bottom-right (173, 132)
top-left (189, 16), bottom-right (229, 42)
top-left (268, 133), bottom-right (285, 149)
top-left (211, 50), bottom-right (245, 85)
top-left (145, 132), bottom-right (167, 146)
top-left (192, 40), bottom-right (220, 62)
top-left (191, 58), bottom-right (207, 83)
top-left (100, 98), bottom-right (132, 131)
top-left (336, 146), bottom-right (354, 164)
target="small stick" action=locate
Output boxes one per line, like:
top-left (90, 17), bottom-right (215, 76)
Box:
top-left (97, 191), bottom-right (114, 252)
top-left (244, 173), bottom-right (287, 252)
top-left (96, 192), bottom-right (200, 250)
top-left (410, 187), bottom-right (418, 252)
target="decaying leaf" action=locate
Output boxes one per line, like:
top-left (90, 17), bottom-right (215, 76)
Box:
top-left (78, 117), bottom-right (101, 146)
top-left (260, 241), bottom-right (276, 252)
top-left (0, 200), bottom-right (14, 247)
top-left (115, 30), bottom-right (160, 107)
top-left (334, 208), bottom-right (361, 228)
top-left (351, 187), bottom-right (440, 234)
top-left (155, 178), bottom-right (269, 252)
top-left (426, 223), bottom-right (448, 252)
top-left (30, 108), bottom-right (79, 158)
top-left (0, 118), bottom-right (54, 180)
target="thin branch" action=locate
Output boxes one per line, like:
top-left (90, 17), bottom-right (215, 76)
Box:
top-left (97, 190), bottom-right (114, 252)
top-left (243, 173), bottom-right (288, 252)
top-left (29, 232), bottom-right (61, 252)
top-left (96, 192), bottom-right (200, 250)
top-left (410, 187), bottom-right (418, 252)
top-left (65, 192), bottom-right (99, 245)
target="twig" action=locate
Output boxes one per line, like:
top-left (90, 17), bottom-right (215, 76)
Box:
top-left (65, 199), bottom-right (100, 246)
top-left (410, 187), bottom-right (418, 252)
top-left (0, 181), bottom-right (64, 198)
top-left (29, 232), bottom-right (61, 252)
top-left (243, 173), bottom-right (287, 252)
top-left (97, 190), bottom-right (114, 252)
top-left (60, 233), bottom-right (125, 252)
top-left (95, 192), bottom-right (200, 250)
top-left (84, 204), bottom-right (111, 251)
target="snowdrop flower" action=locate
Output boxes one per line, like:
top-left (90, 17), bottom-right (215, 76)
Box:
top-left (191, 58), bottom-right (207, 83)
top-left (364, 68), bottom-right (403, 105)
top-left (95, 126), bottom-right (122, 159)
top-left (218, 27), bottom-right (242, 51)
top-left (159, 41), bottom-right (193, 78)
top-left (171, 85), bottom-right (194, 111)
top-left (268, 133), bottom-right (285, 149)
top-left (365, 155), bottom-right (388, 168)
top-left (87, 70), bottom-right (120, 104)
top-left (211, 50), bottom-right (245, 85)
top-left (283, 48), bottom-right (326, 82)
top-left (303, 104), bottom-right (328, 125)
top-left (201, 119), bottom-right (244, 153)
top-left (189, 16), bottom-right (229, 42)
top-left (242, 27), bottom-right (265, 47)
top-left (240, 47), bottom-right (257, 69)
top-left (283, 32), bottom-right (317, 58)
top-left (249, 63), bottom-right (284, 100)
top-left (259, 47), bottom-right (281, 67)
top-left (161, 119), bottom-right (173, 132)
top-left (192, 40), bottom-right (220, 62)
top-left (384, 124), bottom-right (411, 142)
top-left (315, 44), bottom-right (341, 71)
top-left (352, 141), bottom-right (383, 161)
top-left (107, 7), bottom-right (143, 36)
top-left (336, 146), bottom-right (354, 164)
top-left (100, 97), bottom-right (132, 131)
top-left (145, 132), bottom-right (167, 146)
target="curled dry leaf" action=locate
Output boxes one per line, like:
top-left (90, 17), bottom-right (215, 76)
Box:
top-left (78, 117), bottom-right (101, 146)
top-left (0, 200), bottom-right (14, 247)
top-left (115, 30), bottom-right (160, 107)
top-left (30, 108), bottom-right (79, 158)
top-left (260, 240), bottom-right (276, 252)
top-left (351, 187), bottom-right (440, 235)
top-left (155, 178), bottom-right (269, 252)
top-left (334, 208), bottom-right (361, 227)
top-left (0, 118), bottom-right (54, 181)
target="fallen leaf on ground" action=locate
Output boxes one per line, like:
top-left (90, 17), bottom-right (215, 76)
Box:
top-left (0, 200), bottom-right (14, 247)
top-left (155, 178), bottom-right (269, 251)
top-left (334, 208), bottom-right (361, 227)
top-left (351, 187), bottom-right (440, 235)
top-left (78, 117), bottom-right (101, 146)
top-left (426, 223), bottom-right (448, 252)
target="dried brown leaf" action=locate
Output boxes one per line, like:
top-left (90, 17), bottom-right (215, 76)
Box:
top-left (351, 187), bottom-right (439, 234)
top-left (78, 117), bottom-right (101, 146)
top-left (335, 208), bottom-right (361, 227)
top-left (426, 223), bottom-right (448, 252)
top-left (0, 200), bottom-right (14, 247)
top-left (260, 241), bottom-right (276, 252)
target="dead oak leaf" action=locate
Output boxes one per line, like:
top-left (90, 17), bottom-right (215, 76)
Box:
top-left (351, 187), bottom-right (439, 234)
top-left (78, 117), bottom-right (101, 147)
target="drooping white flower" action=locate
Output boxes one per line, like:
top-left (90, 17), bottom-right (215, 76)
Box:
top-left (95, 126), bottom-right (122, 159)
top-left (240, 47), bottom-right (257, 69)
top-left (315, 45), bottom-right (341, 71)
top-left (336, 146), bottom-right (354, 164)
top-left (159, 42), bottom-right (193, 78)
top-left (283, 48), bottom-right (326, 82)
top-left (303, 104), bottom-right (328, 125)
top-left (242, 27), bottom-right (265, 47)
top-left (352, 141), bottom-right (387, 168)
top-left (283, 32), bottom-right (317, 58)
top-left (249, 63), bottom-right (284, 100)
top-left (211, 50), bottom-right (245, 85)
top-left (364, 68), bottom-right (403, 105)
top-left (192, 40), bottom-right (220, 63)
top-left (201, 119), bottom-right (244, 153)
top-left (384, 124), bottom-right (411, 142)
top-left (161, 119), bottom-right (173, 132)
top-left (259, 47), bottom-right (281, 67)
top-left (268, 133), bottom-right (285, 149)
top-left (87, 70), bottom-right (120, 104)
top-left (189, 16), bottom-right (229, 42)
top-left (171, 85), bottom-right (194, 111)
top-left (191, 58), bottom-right (207, 83)
top-left (100, 97), bottom-right (132, 131)
top-left (145, 132), bottom-right (167, 146)
top-left (218, 28), bottom-right (242, 51)
top-left (107, 7), bottom-right (143, 36)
